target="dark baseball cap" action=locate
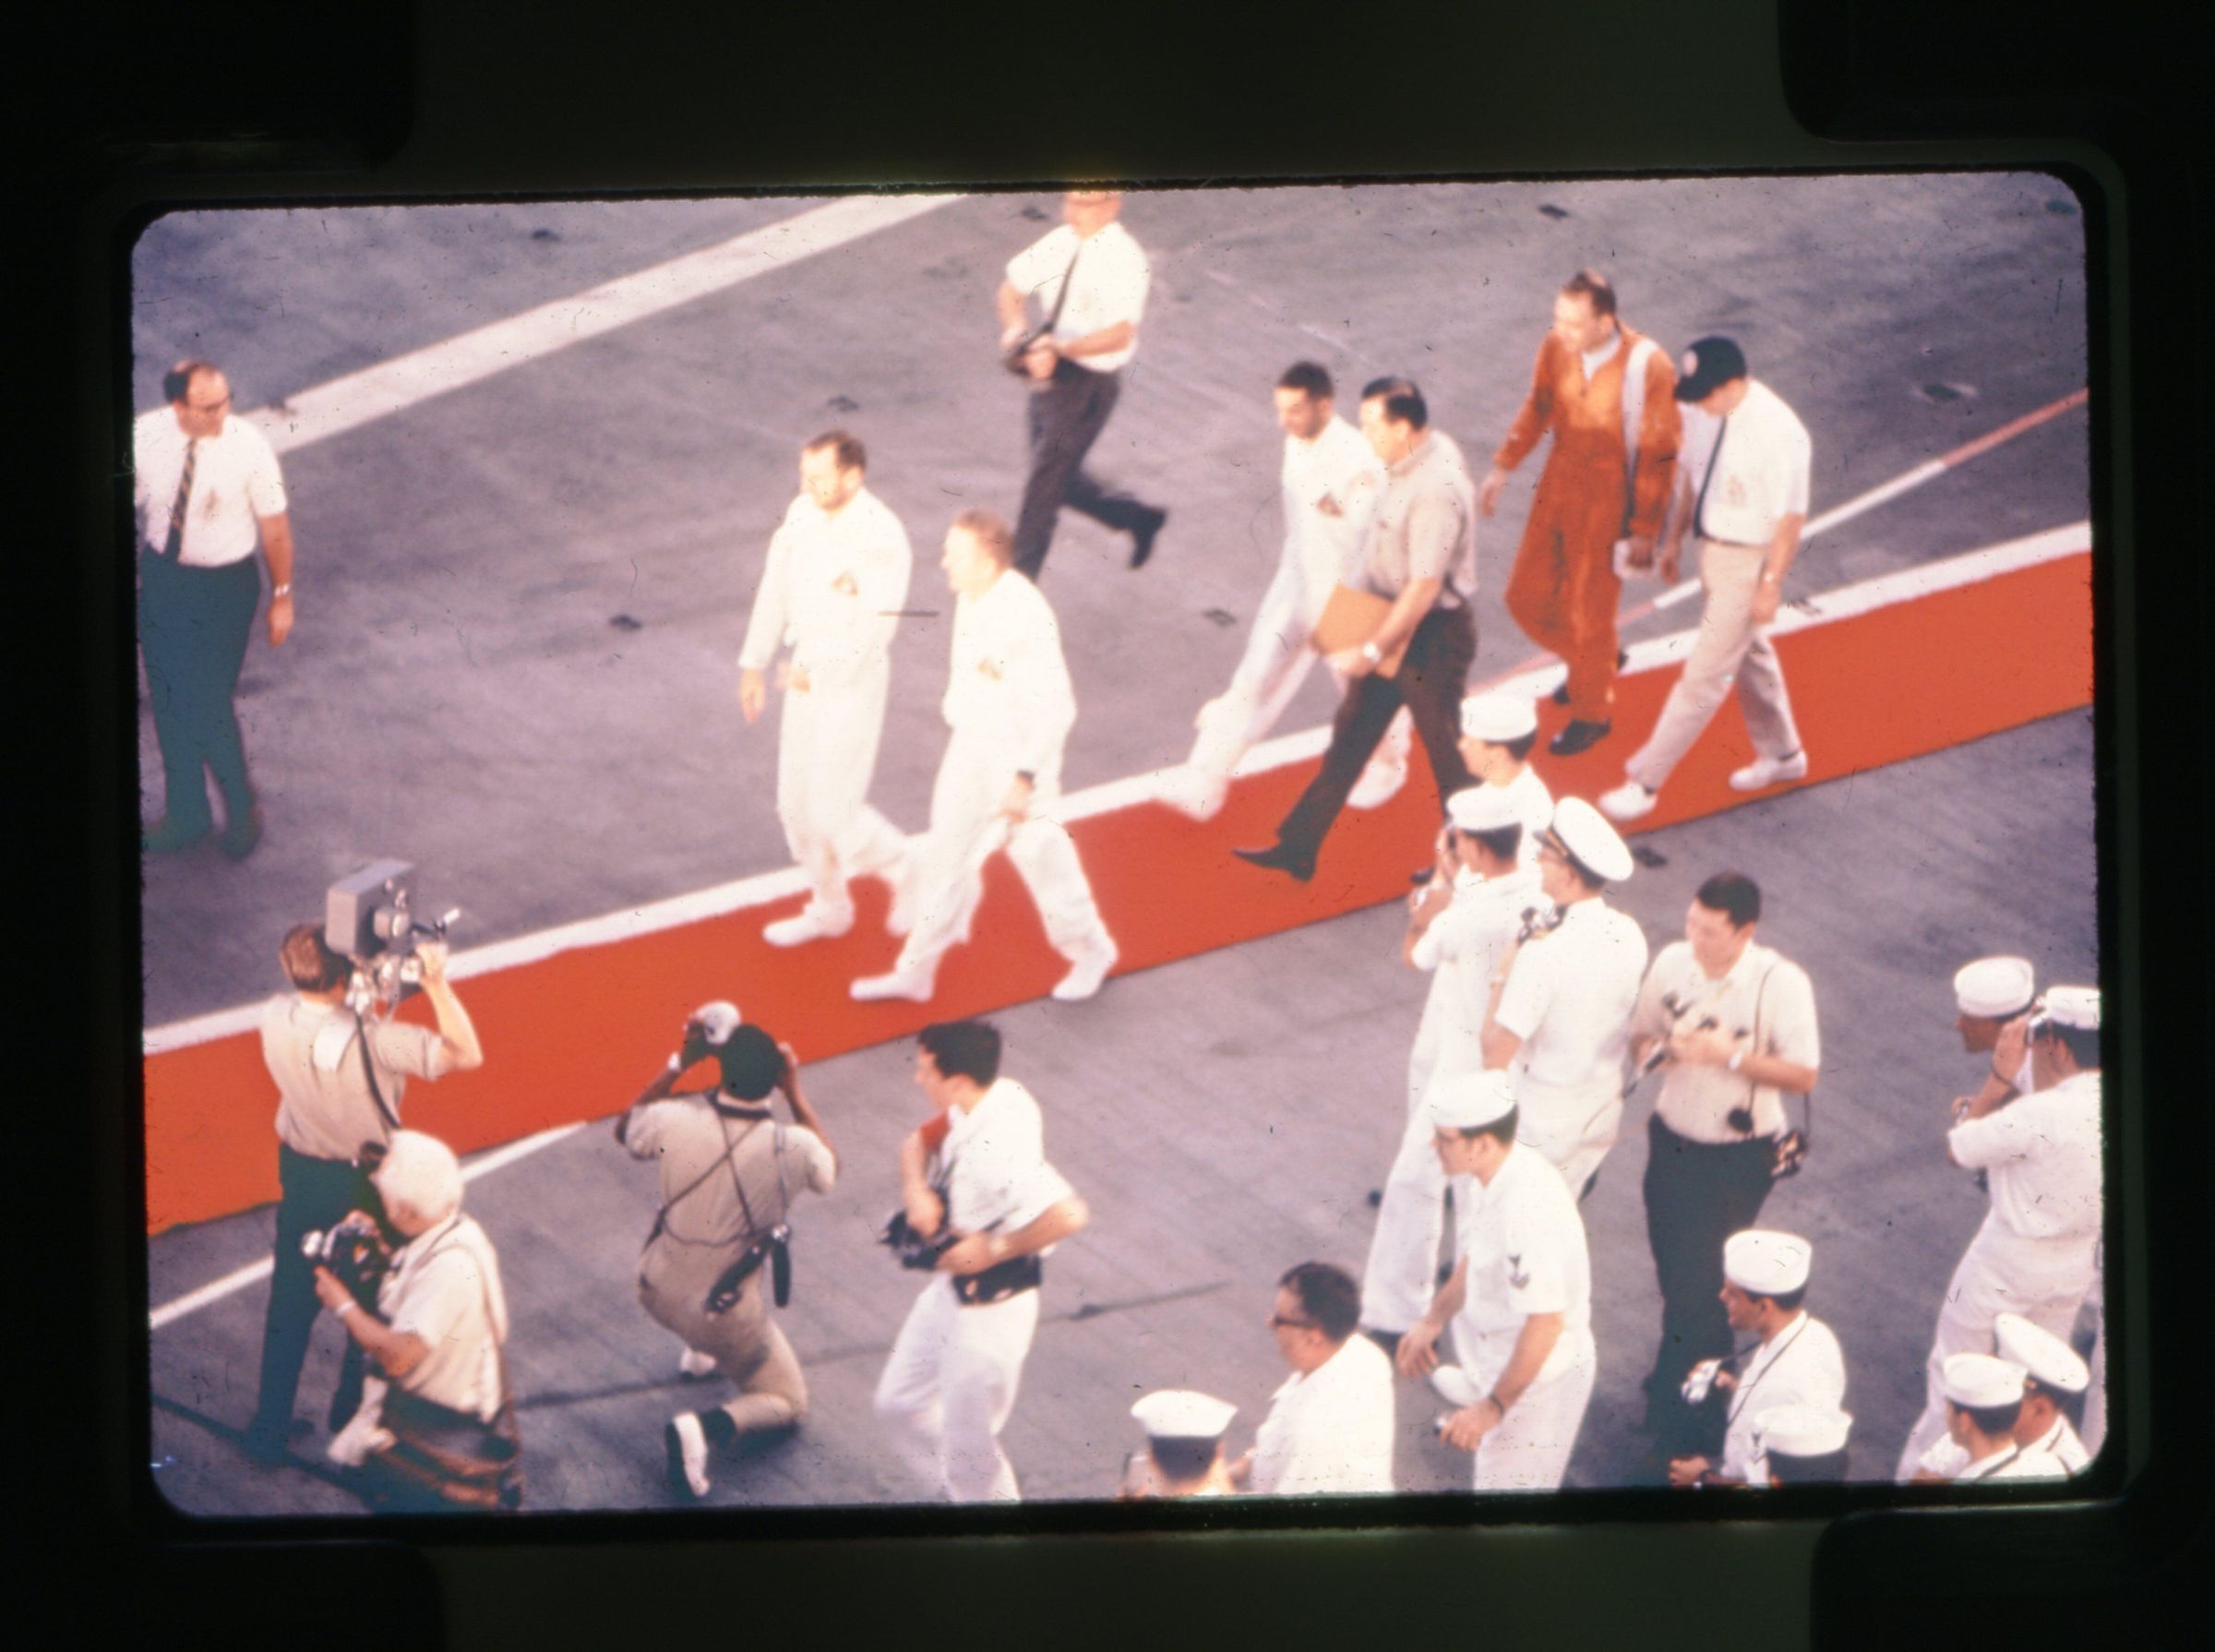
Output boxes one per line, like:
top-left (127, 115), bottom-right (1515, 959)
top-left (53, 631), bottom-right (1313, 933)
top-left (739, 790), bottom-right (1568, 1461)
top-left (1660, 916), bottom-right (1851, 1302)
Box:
top-left (1674, 336), bottom-right (1748, 401)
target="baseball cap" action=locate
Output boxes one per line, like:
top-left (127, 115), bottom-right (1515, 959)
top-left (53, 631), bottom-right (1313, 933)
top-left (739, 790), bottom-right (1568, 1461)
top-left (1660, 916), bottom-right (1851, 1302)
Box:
top-left (1675, 336), bottom-right (1749, 401)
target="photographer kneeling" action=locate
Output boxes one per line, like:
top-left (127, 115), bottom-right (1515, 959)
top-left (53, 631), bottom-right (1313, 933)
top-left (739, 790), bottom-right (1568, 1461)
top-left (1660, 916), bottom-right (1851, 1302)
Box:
top-left (317, 1131), bottom-right (521, 1511)
top-left (246, 923), bottom-right (484, 1464)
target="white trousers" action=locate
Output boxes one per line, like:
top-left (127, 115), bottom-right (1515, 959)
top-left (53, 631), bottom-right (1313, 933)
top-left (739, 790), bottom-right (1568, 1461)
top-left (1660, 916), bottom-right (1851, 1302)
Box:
top-left (873, 1274), bottom-right (1040, 1502)
top-left (1893, 1214), bottom-right (2097, 1478)
top-left (1514, 1073), bottom-right (1625, 1200)
top-left (775, 668), bottom-right (906, 920)
top-left (1360, 1026), bottom-right (1479, 1334)
top-left (1183, 557), bottom-right (1411, 811)
top-left (896, 731), bottom-right (1109, 977)
top-left (1625, 538), bottom-right (1805, 793)
top-left (1453, 1323), bottom-right (1598, 1491)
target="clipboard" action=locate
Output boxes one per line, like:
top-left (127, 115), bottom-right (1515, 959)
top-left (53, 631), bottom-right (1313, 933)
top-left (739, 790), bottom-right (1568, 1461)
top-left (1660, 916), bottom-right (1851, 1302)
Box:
top-left (1311, 584), bottom-right (1410, 678)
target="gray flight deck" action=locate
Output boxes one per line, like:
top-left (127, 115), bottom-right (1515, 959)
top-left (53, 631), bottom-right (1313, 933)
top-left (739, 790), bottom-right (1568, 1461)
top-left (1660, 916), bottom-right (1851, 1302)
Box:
top-left (135, 175), bottom-right (2100, 1513)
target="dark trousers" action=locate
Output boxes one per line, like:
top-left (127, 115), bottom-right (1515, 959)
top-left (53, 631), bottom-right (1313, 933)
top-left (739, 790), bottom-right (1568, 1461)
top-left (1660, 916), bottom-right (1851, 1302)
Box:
top-left (1275, 601), bottom-right (1478, 858)
top-left (1641, 1113), bottom-right (1776, 1438)
top-left (139, 549), bottom-right (260, 829)
top-left (251, 1143), bottom-right (373, 1442)
top-left (1013, 360), bottom-right (1153, 579)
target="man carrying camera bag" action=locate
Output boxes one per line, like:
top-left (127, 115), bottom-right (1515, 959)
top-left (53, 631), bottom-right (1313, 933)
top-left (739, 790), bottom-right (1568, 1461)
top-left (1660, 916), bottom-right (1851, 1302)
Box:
top-left (246, 922), bottom-right (484, 1465)
top-left (617, 1004), bottom-right (838, 1501)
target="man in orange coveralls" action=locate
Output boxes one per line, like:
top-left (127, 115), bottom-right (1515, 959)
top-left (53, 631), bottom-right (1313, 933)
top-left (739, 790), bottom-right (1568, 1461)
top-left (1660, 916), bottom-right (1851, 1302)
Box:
top-left (1479, 270), bottom-right (1682, 758)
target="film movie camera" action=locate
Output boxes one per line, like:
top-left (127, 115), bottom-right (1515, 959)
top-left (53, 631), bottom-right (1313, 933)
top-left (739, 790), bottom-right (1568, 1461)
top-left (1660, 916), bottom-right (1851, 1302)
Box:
top-left (325, 860), bottom-right (462, 1010)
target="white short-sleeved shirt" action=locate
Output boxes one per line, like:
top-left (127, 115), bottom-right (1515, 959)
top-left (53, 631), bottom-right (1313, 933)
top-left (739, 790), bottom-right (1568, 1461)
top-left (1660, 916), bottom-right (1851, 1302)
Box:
top-left (1413, 865), bottom-right (1545, 1081)
top-left (132, 410), bottom-right (289, 568)
top-left (1448, 1141), bottom-right (1593, 1386)
top-left (1493, 766), bottom-right (1555, 867)
top-left (1249, 1330), bottom-right (1396, 1496)
top-left (1680, 379), bottom-right (1811, 548)
top-left (1948, 1069), bottom-right (2102, 1241)
top-left (1718, 1312), bottom-right (1848, 1483)
top-left (1960, 1442), bottom-right (2066, 1482)
top-left (736, 486), bottom-right (913, 689)
top-left (1927, 1414), bottom-right (2089, 1480)
top-left (940, 1078), bottom-right (1075, 1247)
top-left (261, 995), bottom-right (452, 1162)
top-left (1281, 415), bottom-right (1384, 605)
top-left (941, 569), bottom-right (1077, 777)
top-left (1494, 899), bottom-right (1649, 1091)
top-left (1633, 940), bottom-right (1821, 1143)
top-left (377, 1213), bottom-right (509, 1422)
top-left (1359, 428), bottom-right (1478, 603)
top-left (1004, 221), bottom-right (1150, 373)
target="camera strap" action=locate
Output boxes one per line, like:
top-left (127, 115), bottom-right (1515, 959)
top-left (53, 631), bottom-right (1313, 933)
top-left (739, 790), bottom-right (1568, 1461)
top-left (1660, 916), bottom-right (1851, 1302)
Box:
top-left (646, 1102), bottom-right (767, 1248)
top-left (353, 1012), bottom-right (402, 1134)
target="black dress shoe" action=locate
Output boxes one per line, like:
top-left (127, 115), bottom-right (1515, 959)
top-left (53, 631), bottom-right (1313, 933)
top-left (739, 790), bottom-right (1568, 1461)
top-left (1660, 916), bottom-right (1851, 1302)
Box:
top-left (221, 803), bottom-right (265, 861)
top-left (1550, 650), bottom-right (1628, 706)
top-left (1548, 718), bottom-right (1612, 757)
top-left (142, 815), bottom-right (211, 853)
top-left (1232, 842), bottom-right (1316, 881)
top-left (1129, 506), bottom-right (1168, 569)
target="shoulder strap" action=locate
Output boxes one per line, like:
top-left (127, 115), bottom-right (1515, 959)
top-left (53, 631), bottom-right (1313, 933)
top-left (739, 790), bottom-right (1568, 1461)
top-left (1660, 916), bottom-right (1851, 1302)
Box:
top-left (649, 1104), bottom-right (764, 1245)
top-left (1042, 236), bottom-right (1085, 332)
top-left (1620, 335), bottom-right (1660, 520)
top-left (354, 1012), bottom-right (402, 1132)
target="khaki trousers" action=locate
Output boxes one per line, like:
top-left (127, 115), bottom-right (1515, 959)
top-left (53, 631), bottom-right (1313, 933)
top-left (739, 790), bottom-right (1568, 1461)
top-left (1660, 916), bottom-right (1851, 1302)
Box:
top-left (1625, 538), bottom-right (1804, 793)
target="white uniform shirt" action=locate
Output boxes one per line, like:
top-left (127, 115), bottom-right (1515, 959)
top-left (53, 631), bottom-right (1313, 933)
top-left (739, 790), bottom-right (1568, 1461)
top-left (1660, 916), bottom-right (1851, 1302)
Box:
top-left (1633, 940), bottom-right (1821, 1143)
top-left (940, 1078), bottom-right (1075, 1247)
top-left (1957, 1441), bottom-right (2066, 1482)
top-left (1413, 865), bottom-right (1545, 1082)
top-left (1924, 1413), bottom-right (2089, 1480)
top-left (1948, 1069), bottom-right (2102, 1241)
top-left (1281, 415), bottom-right (1384, 608)
top-left (1248, 1331), bottom-right (1396, 1496)
top-left (376, 1213), bottom-right (509, 1422)
top-left (1493, 766), bottom-right (1555, 867)
top-left (1447, 1141), bottom-right (1594, 1388)
top-left (1718, 1311), bottom-right (1848, 1483)
top-left (1680, 380), bottom-right (1811, 547)
top-left (1004, 221), bottom-right (1150, 374)
top-left (132, 409), bottom-right (289, 567)
top-left (1494, 899), bottom-right (1649, 1092)
top-left (736, 486), bottom-right (913, 688)
top-left (941, 569), bottom-right (1077, 778)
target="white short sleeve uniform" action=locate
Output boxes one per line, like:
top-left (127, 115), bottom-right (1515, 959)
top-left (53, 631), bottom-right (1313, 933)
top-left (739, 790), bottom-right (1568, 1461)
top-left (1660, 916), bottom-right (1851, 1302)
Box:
top-left (1004, 221), bottom-right (1150, 373)
top-left (873, 1079), bottom-right (1074, 1503)
top-left (1495, 766), bottom-right (1555, 868)
top-left (1493, 899), bottom-right (1650, 1194)
top-left (1894, 1070), bottom-right (2103, 1478)
top-left (1446, 1142), bottom-right (1598, 1490)
top-left (133, 410), bottom-right (289, 567)
top-left (1359, 865), bottom-right (1546, 1335)
top-left (894, 570), bottom-right (1112, 979)
top-left (1716, 1312), bottom-right (1847, 1484)
top-left (736, 486), bottom-right (914, 920)
top-left (365, 1214), bottom-right (510, 1426)
top-left (1248, 1332), bottom-right (1396, 1496)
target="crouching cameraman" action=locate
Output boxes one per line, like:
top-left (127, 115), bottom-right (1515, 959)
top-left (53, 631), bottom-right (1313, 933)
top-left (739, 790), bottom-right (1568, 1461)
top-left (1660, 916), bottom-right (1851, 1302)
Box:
top-left (245, 923), bottom-right (484, 1464)
top-left (316, 1131), bottom-right (521, 1511)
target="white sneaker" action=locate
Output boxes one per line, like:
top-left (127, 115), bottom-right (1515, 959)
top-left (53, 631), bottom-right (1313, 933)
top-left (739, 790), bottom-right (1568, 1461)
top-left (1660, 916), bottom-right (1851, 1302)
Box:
top-left (1348, 709), bottom-right (1413, 810)
top-left (1598, 779), bottom-right (1658, 822)
top-left (665, 1412), bottom-right (711, 1499)
top-left (763, 905), bottom-right (853, 948)
top-left (1429, 1363), bottom-right (1484, 1408)
top-left (851, 965), bottom-right (936, 1003)
top-left (1729, 749), bottom-right (1810, 792)
top-left (1155, 764), bottom-right (1227, 823)
top-left (677, 1347), bottom-right (718, 1380)
top-left (1050, 938), bottom-right (1119, 1002)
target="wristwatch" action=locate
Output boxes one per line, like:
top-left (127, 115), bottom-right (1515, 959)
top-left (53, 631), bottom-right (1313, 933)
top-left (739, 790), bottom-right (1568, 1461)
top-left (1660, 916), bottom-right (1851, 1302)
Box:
top-left (1727, 1048), bottom-right (1745, 1073)
top-left (271, 582), bottom-right (292, 598)
top-left (1360, 640), bottom-right (1384, 666)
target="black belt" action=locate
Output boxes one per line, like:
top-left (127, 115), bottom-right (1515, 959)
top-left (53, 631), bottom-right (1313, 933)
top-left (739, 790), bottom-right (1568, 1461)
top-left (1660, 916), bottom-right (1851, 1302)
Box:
top-left (954, 1252), bottom-right (1042, 1306)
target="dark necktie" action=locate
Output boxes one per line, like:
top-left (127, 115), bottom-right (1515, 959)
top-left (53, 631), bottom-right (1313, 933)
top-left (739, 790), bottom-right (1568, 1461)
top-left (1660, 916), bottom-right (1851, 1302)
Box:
top-left (162, 437), bottom-right (199, 560)
top-left (1693, 416), bottom-right (1730, 542)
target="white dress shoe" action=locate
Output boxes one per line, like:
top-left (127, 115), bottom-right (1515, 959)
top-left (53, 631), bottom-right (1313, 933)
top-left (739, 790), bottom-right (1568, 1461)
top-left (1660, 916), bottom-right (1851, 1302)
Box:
top-left (666, 1412), bottom-right (711, 1499)
top-left (1598, 779), bottom-right (1658, 822)
top-left (1728, 749), bottom-right (1810, 792)
top-left (677, 1347), bottom-right (719, 1380)
top-left (1155, 764), bottom-right (1227, 822)
top-left (763, 905), bottom-right (853, 948)
top-left (1348, 709), bottom-right (1413, 809)
top-left (851, 965), bottom-right (935, 1003)
top-left (1049, 939), bottom-right (1119, 1002)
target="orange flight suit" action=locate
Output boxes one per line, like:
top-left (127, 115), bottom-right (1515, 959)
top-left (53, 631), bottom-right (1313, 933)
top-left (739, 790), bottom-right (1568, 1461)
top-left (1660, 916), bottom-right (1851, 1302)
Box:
top-left (1493, 328), bottom-right (1681, 722)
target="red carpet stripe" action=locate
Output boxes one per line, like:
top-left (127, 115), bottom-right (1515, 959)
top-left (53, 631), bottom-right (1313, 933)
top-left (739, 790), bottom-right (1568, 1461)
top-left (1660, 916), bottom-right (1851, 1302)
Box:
top-left (141, 546), bottom-right (2092, 1233)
